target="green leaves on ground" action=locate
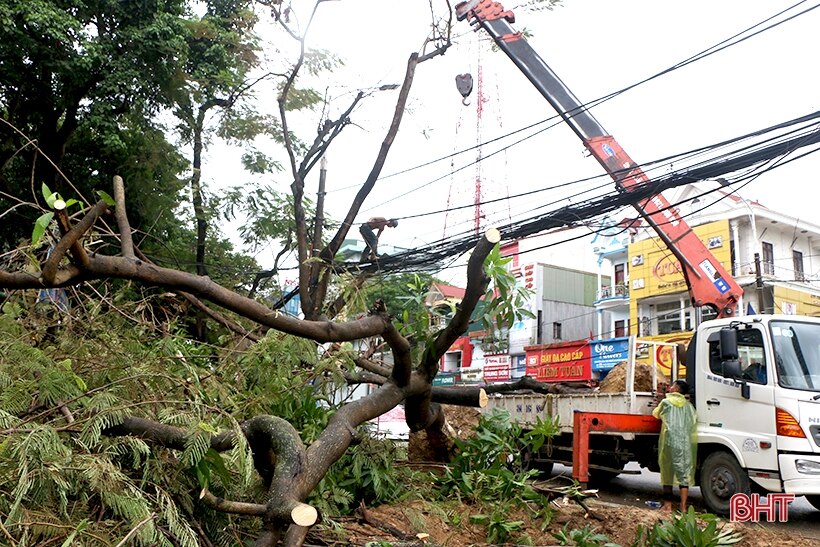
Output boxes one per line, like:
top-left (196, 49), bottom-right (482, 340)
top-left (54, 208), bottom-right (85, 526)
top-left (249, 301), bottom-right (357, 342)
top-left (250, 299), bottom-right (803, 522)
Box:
top-left (634, 507), bottom-right (743, 547)
top-left (436, 410), bottom-right (557, 544)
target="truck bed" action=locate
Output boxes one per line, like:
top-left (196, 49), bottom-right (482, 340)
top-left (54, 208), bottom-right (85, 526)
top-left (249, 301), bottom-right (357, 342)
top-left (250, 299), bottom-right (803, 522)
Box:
top-left (486, 391), bottom-right (657, 437)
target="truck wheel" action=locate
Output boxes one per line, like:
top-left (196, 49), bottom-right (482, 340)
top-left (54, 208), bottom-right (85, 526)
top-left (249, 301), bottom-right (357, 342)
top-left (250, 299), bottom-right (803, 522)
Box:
top-left (700, 451), bottom-right (750, 515)
top-left (806, 495), bottom-right (820, 511)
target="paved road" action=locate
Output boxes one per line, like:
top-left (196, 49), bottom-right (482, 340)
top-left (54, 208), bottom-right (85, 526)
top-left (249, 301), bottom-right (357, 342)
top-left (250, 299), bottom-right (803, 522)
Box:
top-left (550, 463), bottom-right (820, 540)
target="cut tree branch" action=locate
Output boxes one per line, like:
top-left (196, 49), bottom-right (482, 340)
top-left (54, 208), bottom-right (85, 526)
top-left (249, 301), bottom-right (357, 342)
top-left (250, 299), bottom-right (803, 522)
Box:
top-left (41, 200), bottom-right (108, 283)
top-left (113, 175), bottom-right (134, 259)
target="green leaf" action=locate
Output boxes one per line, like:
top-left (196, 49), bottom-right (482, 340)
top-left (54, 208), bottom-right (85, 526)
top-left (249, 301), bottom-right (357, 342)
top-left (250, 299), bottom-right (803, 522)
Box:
top-left (42, 183), bottom-right (55, 207)
top-left (96, 190), bottom-right (115, 206)
top-left (32, 212), bottom-right (54, 246)
top-left (203, 449), bottom-right (232, 486)
top-left (194, 460), bottom-right (210, 489)
top-left (60, 519), bottom-right (88, 547)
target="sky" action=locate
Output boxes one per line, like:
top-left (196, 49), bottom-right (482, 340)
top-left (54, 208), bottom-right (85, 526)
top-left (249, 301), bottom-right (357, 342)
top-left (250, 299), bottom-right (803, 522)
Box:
top-left (206, 0), bottom-right (820, 278)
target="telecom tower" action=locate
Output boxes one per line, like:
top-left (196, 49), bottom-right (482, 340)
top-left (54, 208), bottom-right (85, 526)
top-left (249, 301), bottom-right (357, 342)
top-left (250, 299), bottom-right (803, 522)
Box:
top-left (444, 41), bottom-right (511, 239)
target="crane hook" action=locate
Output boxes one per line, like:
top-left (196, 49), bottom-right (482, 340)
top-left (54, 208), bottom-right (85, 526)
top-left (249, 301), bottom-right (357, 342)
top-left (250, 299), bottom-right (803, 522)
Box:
top-left (455, 73), bottom-right (473, 107)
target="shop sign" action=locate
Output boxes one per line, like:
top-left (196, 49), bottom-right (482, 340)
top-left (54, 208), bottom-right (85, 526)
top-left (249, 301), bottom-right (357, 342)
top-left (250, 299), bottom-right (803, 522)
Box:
top-left (432, 373), bottom-right (457, 386)
top-left (525, 342), bottom-right (591, 382)
top-left (484, 354), bottom-right (511, 383)
top-left (591, 337), bottom-right (630, 371)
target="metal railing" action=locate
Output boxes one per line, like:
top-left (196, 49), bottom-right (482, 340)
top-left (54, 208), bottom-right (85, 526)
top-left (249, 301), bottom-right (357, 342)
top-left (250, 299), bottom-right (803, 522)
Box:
top-left (598, 284), bottom-right (629, 300)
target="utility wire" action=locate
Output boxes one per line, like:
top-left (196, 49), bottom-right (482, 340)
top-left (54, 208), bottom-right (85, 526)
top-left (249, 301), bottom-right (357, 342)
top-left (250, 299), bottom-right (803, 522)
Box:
top-left (355, 1), bottom-right (818, 211)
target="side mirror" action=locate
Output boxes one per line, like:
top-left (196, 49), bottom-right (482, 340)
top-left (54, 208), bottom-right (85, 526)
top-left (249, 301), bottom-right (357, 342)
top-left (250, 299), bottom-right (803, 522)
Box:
top-left (722, 358), bottom-right (742, 379)
top-left (719, 328), bottom-right (739, 360)
top-left (706, 327), bottom-right (751, 399)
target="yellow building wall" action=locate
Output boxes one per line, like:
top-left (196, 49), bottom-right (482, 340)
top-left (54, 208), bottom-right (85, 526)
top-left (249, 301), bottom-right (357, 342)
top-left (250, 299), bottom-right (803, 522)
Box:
top-left (772, 285), bottom-right (820, 317)
top-left (635, 333), bottom-right (693, 378)
top-left (628, 220), bottom-right (732, 335)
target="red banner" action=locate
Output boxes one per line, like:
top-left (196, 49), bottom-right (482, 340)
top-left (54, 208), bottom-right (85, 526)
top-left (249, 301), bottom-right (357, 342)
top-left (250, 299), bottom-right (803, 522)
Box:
top-left (525, 341), bottom-right (592, 382)
top-left (483, 354), bottom-right (511, 383)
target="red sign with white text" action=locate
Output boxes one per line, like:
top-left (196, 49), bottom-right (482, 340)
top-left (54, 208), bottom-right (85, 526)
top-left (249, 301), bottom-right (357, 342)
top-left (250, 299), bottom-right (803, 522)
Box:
top-left (483, 354), bottom-right (511, 383)
top-left (525, 342), bottom-right (592, 382)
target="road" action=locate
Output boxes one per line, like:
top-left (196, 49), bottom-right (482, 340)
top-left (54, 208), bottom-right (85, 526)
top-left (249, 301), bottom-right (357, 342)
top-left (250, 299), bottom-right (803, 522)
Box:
top-left (550, 463), bottom-right (820, 540)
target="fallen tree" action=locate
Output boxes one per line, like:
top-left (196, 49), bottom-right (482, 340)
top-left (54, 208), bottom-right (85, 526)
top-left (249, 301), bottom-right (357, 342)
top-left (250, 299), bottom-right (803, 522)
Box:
top-left (0, 177), bottom-right (509, 545)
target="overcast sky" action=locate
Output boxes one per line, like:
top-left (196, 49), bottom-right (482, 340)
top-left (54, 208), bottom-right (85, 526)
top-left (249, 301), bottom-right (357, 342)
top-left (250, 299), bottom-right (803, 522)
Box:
top-left (209, 1), bottom-right (820, 276)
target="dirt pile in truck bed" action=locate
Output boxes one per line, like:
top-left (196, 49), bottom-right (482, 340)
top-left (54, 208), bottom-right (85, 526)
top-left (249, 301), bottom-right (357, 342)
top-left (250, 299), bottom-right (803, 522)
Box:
top-left (599, 361), bottom-right (668, 393)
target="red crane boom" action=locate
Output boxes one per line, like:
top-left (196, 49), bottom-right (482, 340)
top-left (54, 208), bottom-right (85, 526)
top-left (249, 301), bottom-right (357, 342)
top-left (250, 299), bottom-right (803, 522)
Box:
top-left (456, 0), bottom-right (742, 318)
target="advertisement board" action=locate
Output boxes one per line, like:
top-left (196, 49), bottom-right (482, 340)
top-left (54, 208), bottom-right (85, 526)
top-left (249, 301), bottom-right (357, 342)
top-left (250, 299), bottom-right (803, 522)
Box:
top-left (484, 354), bottom-right (511, 383)
top-left (590, 337), bottom-right (630, 372)
top-left (511, 354), bottom-right (527, 379)
top-left (508, 318), bottom-right (535, 355)
top-left (628, 220), bottom-right (732, 297)
top-left (525, 341), bottom-right (592, 382)
top-left (635, 333), bottom-right (692, 377)
top-left (432, 373), bottom-right (457, 386)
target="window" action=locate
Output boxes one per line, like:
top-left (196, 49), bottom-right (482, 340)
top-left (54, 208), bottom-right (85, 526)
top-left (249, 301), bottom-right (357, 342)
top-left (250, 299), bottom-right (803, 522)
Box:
top-left (708, 327), bottom-right (767, 384)
top-left (793, 250), bottom-right (805, 281)
top-left (614, 319), bottom-right (626, 337)
top-left (614, 263), bottom-right (625, 285)
top-left (442, 351), bottom-right (461, 372)
top-left (553, 322), bottom-right (562, 340)
top-left (762, 242), bottom-right (774, 275)
top-left (656, 301), bottom-right (687, 335)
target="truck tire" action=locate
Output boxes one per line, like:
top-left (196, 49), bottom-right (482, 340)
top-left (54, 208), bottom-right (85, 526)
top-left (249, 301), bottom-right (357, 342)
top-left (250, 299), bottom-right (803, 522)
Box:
top-left (700, 451), bottom-right (750, 515)
top-left (806, 495), bottom-right (820, 512)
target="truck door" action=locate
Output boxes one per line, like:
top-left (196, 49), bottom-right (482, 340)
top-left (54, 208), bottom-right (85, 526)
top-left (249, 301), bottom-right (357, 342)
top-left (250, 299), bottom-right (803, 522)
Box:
top-left (698, 325), bottom-right (778, 471)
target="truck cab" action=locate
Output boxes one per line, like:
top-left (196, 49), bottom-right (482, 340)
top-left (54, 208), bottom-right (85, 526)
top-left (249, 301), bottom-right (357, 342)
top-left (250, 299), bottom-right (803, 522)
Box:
top-left (690, 315), bottom-right (820, 513)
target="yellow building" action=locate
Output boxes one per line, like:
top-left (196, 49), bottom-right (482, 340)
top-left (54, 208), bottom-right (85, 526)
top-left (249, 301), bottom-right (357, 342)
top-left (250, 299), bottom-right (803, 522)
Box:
top-left (594, 182), bottom-right (820, 341)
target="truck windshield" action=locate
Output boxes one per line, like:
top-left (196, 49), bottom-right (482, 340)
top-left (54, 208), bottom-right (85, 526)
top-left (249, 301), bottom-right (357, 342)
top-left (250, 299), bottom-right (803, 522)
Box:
top-left (770, 320), bottom-right (820, 392)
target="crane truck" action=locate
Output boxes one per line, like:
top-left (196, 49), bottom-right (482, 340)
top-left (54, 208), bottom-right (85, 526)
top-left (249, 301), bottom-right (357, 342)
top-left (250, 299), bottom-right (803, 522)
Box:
top-left (455, 0), bottom-right (820, 515)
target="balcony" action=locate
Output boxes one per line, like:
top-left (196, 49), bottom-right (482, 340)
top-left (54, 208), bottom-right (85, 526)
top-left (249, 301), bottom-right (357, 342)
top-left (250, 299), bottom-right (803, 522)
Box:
top-left (598, 284), bottom-right (629, 300)
top-left (595, 283), bottom-right (629, 310)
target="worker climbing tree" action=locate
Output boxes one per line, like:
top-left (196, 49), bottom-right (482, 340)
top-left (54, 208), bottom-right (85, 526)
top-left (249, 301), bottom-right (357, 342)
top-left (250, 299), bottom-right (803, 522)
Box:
top-left (359, 217), bottom-right (398, 261)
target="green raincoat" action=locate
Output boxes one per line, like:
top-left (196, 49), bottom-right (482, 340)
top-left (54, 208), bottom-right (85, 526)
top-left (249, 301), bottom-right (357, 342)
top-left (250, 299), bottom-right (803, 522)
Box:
top-left (652, 392), bottom-right (697, 487)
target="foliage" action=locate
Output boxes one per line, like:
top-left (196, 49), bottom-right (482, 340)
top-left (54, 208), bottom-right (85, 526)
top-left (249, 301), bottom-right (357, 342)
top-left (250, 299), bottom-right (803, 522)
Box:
top-left (141, 212), bottom-right (264, 293)
top-left (436, 410), bottom-right (559, 543)
top-left (552, 523), bottom-right (619, 547)
top-left (438, 411), bottom-right (547, 506)
top-left (311, 432), bottom-right (408, 517)
top-left (379, 272), bottom-right (439, 335)
top-left (634, 507), bottom-right (743, 547)
top-left (0, 0), bottom-right (190, 251)
top-left (0, 307), bottom-right (225, 546)
top-left (0, 293), bottom-right (407, 545)
top-left (221, 182), bottom-right (315, 253)
top-left (480, 243), bottom-right (535, 334)
top-left (470, 507), bottom-right (525, 544)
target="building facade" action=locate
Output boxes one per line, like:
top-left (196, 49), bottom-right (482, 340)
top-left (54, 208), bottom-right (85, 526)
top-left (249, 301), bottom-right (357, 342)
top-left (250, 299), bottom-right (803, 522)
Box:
top-left (436, 227), bottom-right (602, 384)
top-left (594, 182), bottom-right (820, 340)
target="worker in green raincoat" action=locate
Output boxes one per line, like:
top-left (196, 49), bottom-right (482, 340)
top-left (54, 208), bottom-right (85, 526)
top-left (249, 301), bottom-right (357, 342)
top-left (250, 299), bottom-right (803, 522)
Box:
top-left (652, 379), bottom-right (697, 512)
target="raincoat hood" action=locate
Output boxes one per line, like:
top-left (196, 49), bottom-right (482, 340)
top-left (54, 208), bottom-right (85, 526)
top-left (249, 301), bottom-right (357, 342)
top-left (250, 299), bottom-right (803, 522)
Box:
top-left (665, 392), bottom-right (688, 407)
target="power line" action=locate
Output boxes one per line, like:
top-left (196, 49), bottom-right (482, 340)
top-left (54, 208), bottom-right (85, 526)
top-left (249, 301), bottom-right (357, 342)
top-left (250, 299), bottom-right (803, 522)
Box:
top-left (347, 114), bottom-right (820, 275)
top-left (353, 1), bottom-right (819, 211)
